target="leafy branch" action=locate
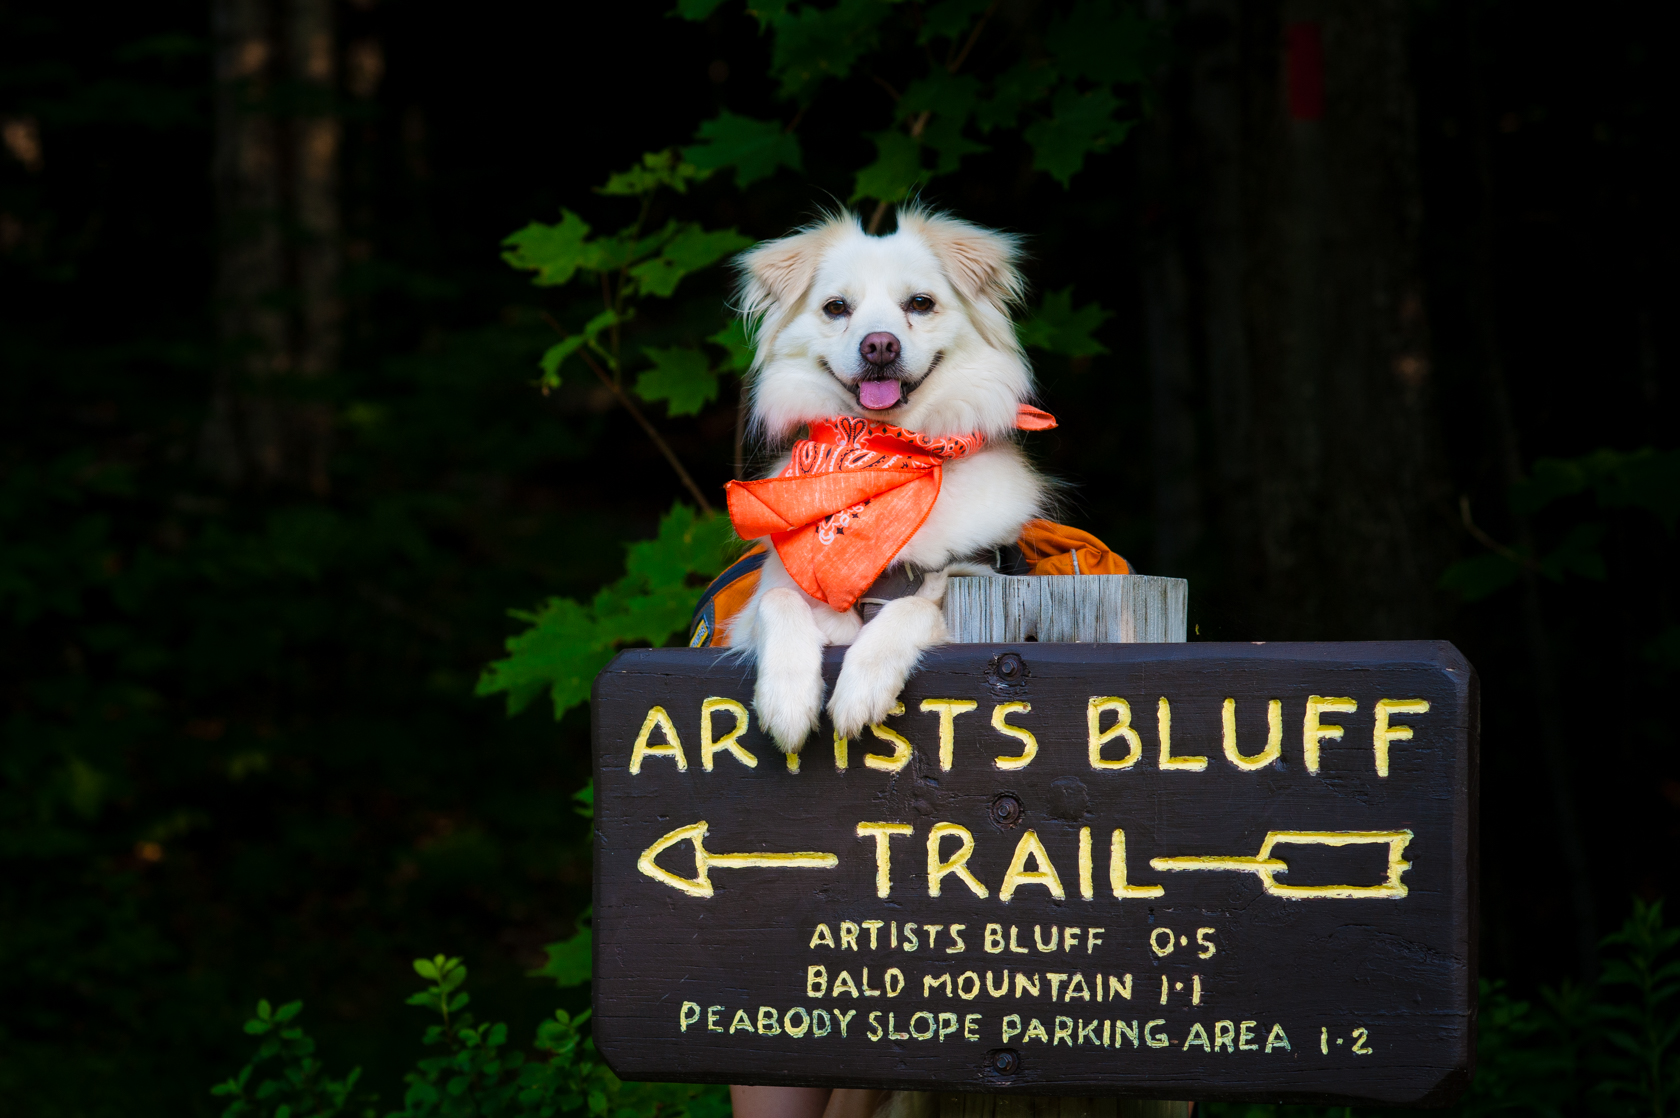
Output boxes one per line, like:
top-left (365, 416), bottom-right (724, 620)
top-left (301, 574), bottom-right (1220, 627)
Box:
top-left (675, 0), bottom-right (1161, 218)
top-left (210, 999), bottom-right (365, 1118)
top-left (502, 150), bottom-right (755, 512)
top-left (1597, 899), bottom-right (1680, 1114)
top-left (1443, 447), bottom-right (1679, 601)
top-left (475, 503), bottom-right (741, 719)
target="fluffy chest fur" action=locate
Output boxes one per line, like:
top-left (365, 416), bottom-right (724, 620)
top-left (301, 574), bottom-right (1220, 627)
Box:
top-left (726, 207), bottom-right (1049, 753)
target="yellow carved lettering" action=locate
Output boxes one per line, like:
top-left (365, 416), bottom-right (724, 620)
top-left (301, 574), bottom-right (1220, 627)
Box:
top-left (1222, 697), bottom-right (1282, 770)
top-left (628, 706), bottom-right (686, 774)
top-left (1303, 696), bottom-right (1357, 773)
top-left (1110, 829), bottom-right (1164, 899)
top-left (864, 703), bottom-right (912, 772)
top-left (920, 698), bottom-right (978, 771)
top-left (700, 697), bottom-right (757, 771)
top-left (1053, 1016), bottom-right (1074, 1046)
top-left (1087, 697), bottom-right (1142, 769)
top-left (856, 822), bottom-right (913, 899)
top-left (1000, 830), bottom-right (1065, 902)
top-left (1373, 698), bottom-right (1430, 777)
top-left (991, 702), bottom-right (1038, 769)
top-left (1078, 828), bottom-right (1094, 900)
top-left (928, 822), bottom-right (989, 898)
top-left (1157, 697), bottom-right (1207, 771)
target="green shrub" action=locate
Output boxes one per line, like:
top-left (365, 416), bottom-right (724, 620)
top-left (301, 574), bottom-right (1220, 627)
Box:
top-left (213, 953), bottom-right (728, 1118)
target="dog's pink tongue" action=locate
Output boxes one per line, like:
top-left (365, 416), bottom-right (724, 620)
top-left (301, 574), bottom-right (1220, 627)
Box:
top-left (859, 379), bottom-right (901, 410)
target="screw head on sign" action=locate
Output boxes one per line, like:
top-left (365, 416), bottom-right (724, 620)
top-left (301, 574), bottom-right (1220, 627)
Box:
top-left (989, 1048), bottom-right (1020, 1075)
top-left (990, 793), bottom-right (1023, 828)
top-left (995, 652), bottom-right (1025, 680)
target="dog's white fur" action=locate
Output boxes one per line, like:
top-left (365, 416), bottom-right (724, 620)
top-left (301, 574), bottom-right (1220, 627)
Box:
top-left (727, 208), bottom-right (1049, 752)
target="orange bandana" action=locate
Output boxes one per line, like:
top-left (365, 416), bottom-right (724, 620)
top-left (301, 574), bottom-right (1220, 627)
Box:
top-left (725, 403), bottom-right (1057, 611)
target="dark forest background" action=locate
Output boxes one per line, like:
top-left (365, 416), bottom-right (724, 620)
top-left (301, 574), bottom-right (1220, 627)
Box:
top-left (1, 0), bottom-right (1675, 1113)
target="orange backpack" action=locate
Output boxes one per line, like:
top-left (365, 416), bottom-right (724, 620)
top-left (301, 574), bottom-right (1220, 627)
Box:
top-left (687, 519), bottom-right (1131, 648)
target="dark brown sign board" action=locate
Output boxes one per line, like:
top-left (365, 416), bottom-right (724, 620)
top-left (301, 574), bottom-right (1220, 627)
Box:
top-left (591, 642), bottom-right (1477, 1106)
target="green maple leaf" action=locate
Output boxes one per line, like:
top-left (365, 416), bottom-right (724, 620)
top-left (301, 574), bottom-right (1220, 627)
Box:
top-left (899, 73), bottom-right (986, 175)
top-left (624, 503), bottom-right (741, 587)
top-left (770, 0), bottom-right (893, 102)
top-left (919, 112), bottom-right (989, 175)
top-left (917, 0), bottom-right (993, 44)
top-left (1023, 84), bottom-right (1132, 185)
top-left (635, 346), bottom-right (718, 415)
top-left (899, 72), bottom-right (982, 122)
top-left (531, 925), bottom-right (592, 987)
top-left (501, 210), bottom-right (593, 286)
top-left (708, 319), bottom-right (756, 375)
top-left (850, 129), bottom-right (927, 203)
top-left (538, 309), bottom-right (626, 387)
top-left (476, 596), bottom-right (608, 716)
top-left (628, 224), bottom-right (753, 298)
top-left (1017, 287), bottom-right (1112, 357)
top-left (684, 112), bottom-right (804, 188)
top-left (975, 60), bottom-right (1059, 133)
top-left (539, 336), bottom-right (585, 387)
top-left (598, 149), bottom-right (707, 197)
top-left (477, 505), bottom-right (741, 718)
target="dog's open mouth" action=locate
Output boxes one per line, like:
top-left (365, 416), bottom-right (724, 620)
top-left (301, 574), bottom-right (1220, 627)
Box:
top-left (834, 352), bottom-right (942, 412)
top-left (857, 378), bottom-right (903, 410)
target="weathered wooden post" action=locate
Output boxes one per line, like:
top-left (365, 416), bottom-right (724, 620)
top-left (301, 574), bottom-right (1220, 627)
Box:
top-left (944, 575), bottom-right (1188, 646)
top-left (937, 574), bottom-right (1186, 1118)
top-left (589, 575), bottom-right (1477, 1112)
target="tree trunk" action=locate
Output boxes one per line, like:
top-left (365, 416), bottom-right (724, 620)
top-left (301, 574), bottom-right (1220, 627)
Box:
top-left (1152, 0), bottom-right (1454, 639)
top-left (204, 0), bottom-right (340, 493)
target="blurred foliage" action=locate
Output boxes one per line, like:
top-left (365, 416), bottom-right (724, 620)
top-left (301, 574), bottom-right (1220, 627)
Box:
top-left (214, 959), bottom-right (728, 1118)
top-left (476, 503), bottom-right (740, 718)
top-left (1442, 449), bottom-right (1679, 602)
top-left (675, 0), bottom-right (1158, 202)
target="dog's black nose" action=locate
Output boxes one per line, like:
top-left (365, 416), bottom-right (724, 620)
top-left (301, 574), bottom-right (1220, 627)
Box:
top-left (859, 332), bottom-right (900, 367)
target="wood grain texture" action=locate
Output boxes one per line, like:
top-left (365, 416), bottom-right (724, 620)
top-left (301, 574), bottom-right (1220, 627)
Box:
top-left (943, 577), bottom-right (1188, 644)
top-left (591, 642), bottom-right (1477, 1106)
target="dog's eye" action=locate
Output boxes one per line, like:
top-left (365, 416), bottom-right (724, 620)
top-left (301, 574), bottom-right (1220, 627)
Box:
top-left (907, 294), bottom-right (935, 313)
top-left (823, 299), bottom-right (848, 317)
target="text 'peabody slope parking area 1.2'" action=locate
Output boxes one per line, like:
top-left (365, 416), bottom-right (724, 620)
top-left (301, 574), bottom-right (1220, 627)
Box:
top-left (589, 642), bottom-right (1477, 1106)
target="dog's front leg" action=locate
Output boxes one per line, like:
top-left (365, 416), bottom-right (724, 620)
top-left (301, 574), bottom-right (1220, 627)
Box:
top-left (750, 587), bottom-right (830, 754)
top-left (828, 572), bottom-right (949, 739)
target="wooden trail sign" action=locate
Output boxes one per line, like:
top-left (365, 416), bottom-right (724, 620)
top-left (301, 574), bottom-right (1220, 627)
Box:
top-left (590, 641), bottom-right (1477, 1106)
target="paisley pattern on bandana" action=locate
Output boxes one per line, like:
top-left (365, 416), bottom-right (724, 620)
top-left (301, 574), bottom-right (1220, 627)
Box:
top-left (725, 404), bottom-right (1055, 612)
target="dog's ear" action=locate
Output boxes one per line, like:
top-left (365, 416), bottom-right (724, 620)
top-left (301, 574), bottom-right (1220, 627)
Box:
top-left (736, 214), bottom-right (857, 322)
top-left (898, 208), bottom-right (1025, 313)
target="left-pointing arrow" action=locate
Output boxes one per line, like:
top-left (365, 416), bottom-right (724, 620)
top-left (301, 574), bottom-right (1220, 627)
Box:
top-left (637, 821), bottom-right (839, 898)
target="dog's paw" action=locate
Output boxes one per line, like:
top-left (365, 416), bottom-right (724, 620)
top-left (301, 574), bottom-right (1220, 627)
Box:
top-left (827, 667), bottom-right (902, 740)
top-left (829, 596), bottom-right (946, 738)
top-left (751, 588), bottom-right (826, 753)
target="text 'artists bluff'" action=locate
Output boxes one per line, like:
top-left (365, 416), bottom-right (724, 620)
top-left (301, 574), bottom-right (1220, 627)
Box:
top-left (624, 694), bottom-right (1432, 778)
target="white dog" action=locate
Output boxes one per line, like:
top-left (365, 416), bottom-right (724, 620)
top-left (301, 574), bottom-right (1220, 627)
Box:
top-left (723, 208), bottom-right (1051, 754)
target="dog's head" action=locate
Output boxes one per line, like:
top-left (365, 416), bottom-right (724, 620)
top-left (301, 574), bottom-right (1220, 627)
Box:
top-left (737, 207), bottom-right (1032, 441)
